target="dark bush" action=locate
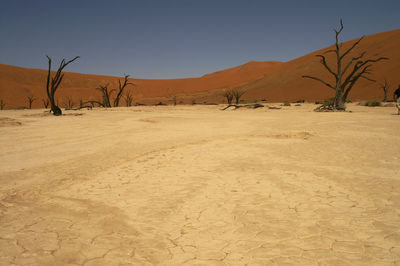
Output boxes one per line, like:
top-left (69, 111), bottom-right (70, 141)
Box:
top-left (361, 100), bottom-right (382, 107)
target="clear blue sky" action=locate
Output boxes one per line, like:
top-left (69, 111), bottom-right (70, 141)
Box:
top-left (1, 0), bottom-right (399, 79)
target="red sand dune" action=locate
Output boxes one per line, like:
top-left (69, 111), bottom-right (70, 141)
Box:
top-left (0, 29), bottom-right (399, 109)
top-left (242, 29), bottom-right (400, 102)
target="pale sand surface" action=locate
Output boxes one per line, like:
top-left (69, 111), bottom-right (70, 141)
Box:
top-left (0, 104), bottom-right (399, 265)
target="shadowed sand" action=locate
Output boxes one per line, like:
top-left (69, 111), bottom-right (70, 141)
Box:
top-left (0, 104), bottom-right (400, 265)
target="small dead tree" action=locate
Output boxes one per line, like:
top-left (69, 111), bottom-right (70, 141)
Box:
top-left (232, 89), bottom-right (246, 104)
top-left (27, 96), bottom-right (36, 109)
top-left (46, 55), bottom-right (79, 115)
top-left (379, 79), bottom-right (390, 102)
top-left (166, 88), bottom-right (177, 106)
top-left (0, 99), bottom-right (5, 110)
top-left (113, 75), bottom-right (133, 107)
top-left (223, 89), bottom-right (234, 105)
top-left (96, 84), bottom-right (114, 107)
top-left (302, 20), bottom-right (388, 111)
top-left (124, 90), bottom-right (134, 107)
top-left (42, 98), bottom-right (49, 108)
top-left (64, 97), bottom-right (74, 109)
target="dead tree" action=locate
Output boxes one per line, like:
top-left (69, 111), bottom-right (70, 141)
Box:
top-left (96, 84), bottom-right (114, 107)
top-left (379, 79), bottom-right (390, 102)
top-left (232, 89), bottom-right (246, 104)
top-left (302, 20), bottom-right (388, 111)
top-left (0, 99), bottom-right (4, 110)
top-left (27, 96), bottom-right (36, 109)
top-left (113, 75), bottom-right (133, 107)
top-left (223, 90), bottom-right (234, 104)
top-left (124, 90), bottom-right (134, 107)
top-left (46, 55), bottom-right (79, 115)
top-left (166, 88), bottom-right (177, 106)
top-left (64, 97), bottom-right (74, 109)
top-left (42, 98), bottom-right (49, 108)
top-left (221, 103), bottom-right (264, 110)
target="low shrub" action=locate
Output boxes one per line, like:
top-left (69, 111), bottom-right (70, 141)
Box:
top-left (239, 99), bottom-right (256, 104)
top-left (283, 101), bottom-right (291, 106)
top-left (362, 100), bottom-right (382, 107)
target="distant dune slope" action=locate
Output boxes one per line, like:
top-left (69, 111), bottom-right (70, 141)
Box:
top-left (0, 29), bottom-right (399, 108)
top-left (242, 29), bottom-right (400, 102)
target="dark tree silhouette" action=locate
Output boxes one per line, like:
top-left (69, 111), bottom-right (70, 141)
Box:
top-left (379, 79), bottom-right (390, 102)
top-left (302, 20), bottom-right (388, 111)
top-left (46, 55), bottom-right (79, 115)
top-left (27, 96), bottom-right (36, 109)
top-left (96, 84), bottom-right (114, 107)
top-left (124, 90), bottom-right (134, 107)
top-left (42, 98), bottom-right (49, 108)
top-left (0, 99), bottom-right (4, 110)
top-left (223, 90), bottom-right (234, 104)
top-left (113, 75), bottom-right (133, 107)
top-left (232, 89), bottom-right (246, 104)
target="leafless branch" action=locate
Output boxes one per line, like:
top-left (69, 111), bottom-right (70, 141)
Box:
top-left (340, 36), bottom-right (364, 60)
top-left (302, 75), bottom-right (335, 90)
top-left (316, 55), bottom-right (336, 78)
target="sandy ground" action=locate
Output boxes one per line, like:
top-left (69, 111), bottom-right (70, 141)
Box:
top-left (0, 103), bottom-right (399, 265)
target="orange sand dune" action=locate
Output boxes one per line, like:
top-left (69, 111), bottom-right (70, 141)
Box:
top-left (243, 29), bottom-right (400, 102)
top-left (0, 61), bottom-right (282, 108)
top-left (0, 29), bottom-right (399, 108)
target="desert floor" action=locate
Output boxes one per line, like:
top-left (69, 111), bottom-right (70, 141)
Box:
top-left (0, 103), bottom-right (399, 265)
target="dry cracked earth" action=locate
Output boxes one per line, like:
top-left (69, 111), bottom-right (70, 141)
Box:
top-left (0, 104), bottom-right (400, 265)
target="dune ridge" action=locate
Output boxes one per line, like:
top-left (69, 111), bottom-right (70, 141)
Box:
top-left (0, 29), bottom-right (399, 108)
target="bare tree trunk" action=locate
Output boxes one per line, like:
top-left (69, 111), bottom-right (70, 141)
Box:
top-left (113, 75), bottom-right (133, 107)
top-left (232, 89), bottom-right (246, 104)
top-left (223, 90), bottom-right (234, 104)
top-left (42, 99), bottom-right (49, 108)
top-left (45, 55), bottom-right (79, 116)
top-left (334, 90), bottom-right (346, 110)
top-left (384, 87), bottom-right (388, 102)
top-left (380, 80), bottom-right (389, 102)
top-left (124, 90), bottom-right (134, 107)
top-left (27, 96), bottom-right (36, 109)
top-left (302, 20), bottom-right (388, 111)
top-left (96, 84), bottom-right (114, 107)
